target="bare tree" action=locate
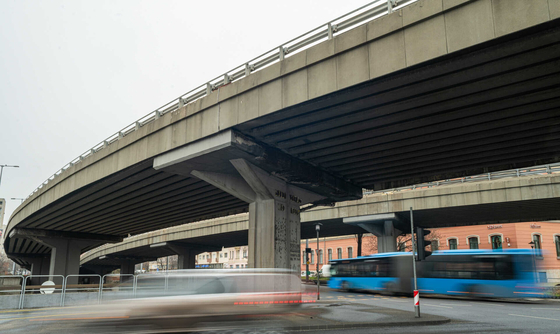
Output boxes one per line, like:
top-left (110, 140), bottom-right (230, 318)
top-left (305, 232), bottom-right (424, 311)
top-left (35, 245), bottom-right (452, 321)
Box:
top-left (0, 247), bottom-right (14, 275)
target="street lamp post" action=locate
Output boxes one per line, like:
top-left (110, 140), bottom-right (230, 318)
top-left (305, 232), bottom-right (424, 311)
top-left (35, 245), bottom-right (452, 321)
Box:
top-left (315, 223), bottom-right (322, 300)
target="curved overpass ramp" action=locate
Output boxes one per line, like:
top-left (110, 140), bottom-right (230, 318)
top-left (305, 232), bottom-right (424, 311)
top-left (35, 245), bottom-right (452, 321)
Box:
top-left (7, 0), bottom-right (560, 276)
top-left (82, 172), bottom-right (560, 271)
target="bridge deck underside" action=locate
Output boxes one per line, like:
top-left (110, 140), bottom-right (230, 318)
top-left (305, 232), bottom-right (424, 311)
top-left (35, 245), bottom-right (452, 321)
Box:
top-left (8, 160), bottom-right (248, 264)
top-left (237, 19), bottom-right (560, 191)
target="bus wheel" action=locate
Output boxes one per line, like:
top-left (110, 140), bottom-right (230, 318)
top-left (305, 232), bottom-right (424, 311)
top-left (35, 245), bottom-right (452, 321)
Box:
top-left (341, 281), bottom-right (351, 292)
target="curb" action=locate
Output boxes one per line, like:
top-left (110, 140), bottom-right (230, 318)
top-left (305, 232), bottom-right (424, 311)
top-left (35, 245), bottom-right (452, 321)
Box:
top-left (283, 318), bottom-right (451, 331)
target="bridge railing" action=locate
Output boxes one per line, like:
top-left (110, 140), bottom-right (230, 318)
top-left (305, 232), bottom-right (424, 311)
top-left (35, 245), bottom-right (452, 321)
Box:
top-left (364, 162), bottom-right (560, 195)
top-left (24, 0), bottom-right (419, 201)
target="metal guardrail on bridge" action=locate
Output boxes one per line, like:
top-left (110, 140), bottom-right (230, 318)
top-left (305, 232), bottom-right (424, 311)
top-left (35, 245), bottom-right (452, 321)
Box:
top-left (25, 0), bottom-right (418, 200)
top-left (364, 162), bottom-right (560, 195)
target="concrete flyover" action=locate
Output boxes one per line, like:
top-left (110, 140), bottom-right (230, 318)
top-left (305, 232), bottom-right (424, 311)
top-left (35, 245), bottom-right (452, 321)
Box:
top-left (6, 0), bottom-right (560, 279)
top-left (82, 172), bottom-right (560, 271)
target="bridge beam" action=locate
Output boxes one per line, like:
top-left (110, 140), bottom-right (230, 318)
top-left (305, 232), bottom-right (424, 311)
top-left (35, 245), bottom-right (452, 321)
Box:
top-left (344, 214), bottom-right (403, 253)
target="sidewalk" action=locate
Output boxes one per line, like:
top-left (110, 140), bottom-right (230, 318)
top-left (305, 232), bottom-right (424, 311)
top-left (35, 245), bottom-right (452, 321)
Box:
top-left (265, 300), bottom-right (450, 332)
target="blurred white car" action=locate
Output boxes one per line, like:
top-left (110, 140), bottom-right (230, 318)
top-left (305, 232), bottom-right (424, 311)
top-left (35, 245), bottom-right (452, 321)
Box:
top-left (109, 269), bottom-right (304, 329)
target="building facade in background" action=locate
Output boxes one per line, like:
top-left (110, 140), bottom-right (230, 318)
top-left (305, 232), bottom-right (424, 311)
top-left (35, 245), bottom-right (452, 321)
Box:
top-left (300, 222), bottom-right (560, 283)
top-left (195, 246), bottom-right (249, 269)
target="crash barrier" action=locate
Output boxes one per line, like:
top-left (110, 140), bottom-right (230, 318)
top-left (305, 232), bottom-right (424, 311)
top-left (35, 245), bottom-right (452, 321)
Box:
top-left (100, 274), bottom-right (135, 301)
top-left (21, 275), bottom-right (65, 309)
top-left (0, 272), bottom-right (186, 309)
top-left (0, 275), bottom-right (24, 310)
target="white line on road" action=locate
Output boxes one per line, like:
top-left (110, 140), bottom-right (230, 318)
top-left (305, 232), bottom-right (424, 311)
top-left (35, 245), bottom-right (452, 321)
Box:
top-left (531, 308), bottom-right (560, 310)
top-left (441, 304), bottom-right (471, 307)
top-left (508, 314), bottom-right (560, 321)
top-left (423, 304), bottom-right (453, 309)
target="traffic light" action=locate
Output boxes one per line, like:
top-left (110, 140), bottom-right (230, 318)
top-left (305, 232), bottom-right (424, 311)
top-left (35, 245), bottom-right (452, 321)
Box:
top-left (305, 247), bottom-right (312, 264)
top-left (416, 227), bottom-right (432, 261)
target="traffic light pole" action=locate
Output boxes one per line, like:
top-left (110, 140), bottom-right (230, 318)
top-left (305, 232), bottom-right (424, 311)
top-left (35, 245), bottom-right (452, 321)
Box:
top-left (410, 207), bottom-right (420, 318)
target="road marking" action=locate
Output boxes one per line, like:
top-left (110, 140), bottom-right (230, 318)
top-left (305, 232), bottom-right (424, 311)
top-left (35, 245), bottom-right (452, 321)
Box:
top-left (441, 304), bottom-right (471, 307)
top-left (531, 308), bottom-right (560, 311)
top-left (509, 314), bottom-right (560, 321)
top-left (423, 304), bottom-right (453, 309)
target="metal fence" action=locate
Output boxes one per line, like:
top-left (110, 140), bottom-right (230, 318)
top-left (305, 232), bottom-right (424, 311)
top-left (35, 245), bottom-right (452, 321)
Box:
top-left (24, 0), bottom-right (418, 200)
top-left (364, 162), bottom-right (560, 195)
top-left (0, 271), bottom-right (557, 310)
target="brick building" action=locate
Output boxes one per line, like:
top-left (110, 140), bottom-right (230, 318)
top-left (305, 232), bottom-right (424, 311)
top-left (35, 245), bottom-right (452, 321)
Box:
top-left (300, 222), bottom-right (560, 283)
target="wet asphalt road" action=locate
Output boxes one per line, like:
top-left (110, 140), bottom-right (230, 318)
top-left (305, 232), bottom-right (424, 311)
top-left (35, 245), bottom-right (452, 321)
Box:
top-left (0, 287), bottom-right (558, 333)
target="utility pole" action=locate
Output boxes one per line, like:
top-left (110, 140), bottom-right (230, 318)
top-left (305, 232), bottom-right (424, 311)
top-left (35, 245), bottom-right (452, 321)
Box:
top-left (410, 207), bottom-right (420, 318)
top-left (315, 223), bottom-right (322, 300)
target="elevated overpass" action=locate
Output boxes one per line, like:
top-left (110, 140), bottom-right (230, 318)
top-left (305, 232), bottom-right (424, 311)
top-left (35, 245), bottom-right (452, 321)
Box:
top-left (81, 167), bottom-right (560, 273)
top-left (6, 0), bottom-right (560, 280)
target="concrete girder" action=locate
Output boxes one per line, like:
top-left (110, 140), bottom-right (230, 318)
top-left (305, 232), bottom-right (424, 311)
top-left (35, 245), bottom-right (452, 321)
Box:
top-left (154, 130), bottom-right (362, 203)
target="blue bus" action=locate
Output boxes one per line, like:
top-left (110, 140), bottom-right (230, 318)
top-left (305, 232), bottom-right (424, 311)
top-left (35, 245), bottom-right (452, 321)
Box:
top-left (328, 249), bottom-right (540, 298)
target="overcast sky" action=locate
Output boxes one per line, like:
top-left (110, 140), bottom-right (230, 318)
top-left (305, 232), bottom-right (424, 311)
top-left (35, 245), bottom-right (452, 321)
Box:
top-left (0, 0), bottom-right (368, 224)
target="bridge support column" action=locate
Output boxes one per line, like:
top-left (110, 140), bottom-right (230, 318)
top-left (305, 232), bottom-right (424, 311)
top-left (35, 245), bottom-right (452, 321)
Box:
top-left (192, 159), bottom-right (324, 271)
top-left (119, 260), bottom-right (136, 275)
top-left (370, 221), bottom-right (401, 253)
top-left (9, 228), bottom-right (123, 285)
top-left (344, 214), bottom-right (403, 254)
top-left (48, 239), bottom-right (85, 285)
top-left (177, 251), bottom-right (196, 270)
top-left (23, 256), bottom-right (50, 285)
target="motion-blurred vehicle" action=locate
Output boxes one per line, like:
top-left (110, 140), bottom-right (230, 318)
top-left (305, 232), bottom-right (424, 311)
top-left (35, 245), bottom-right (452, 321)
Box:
top-left (110, 269), bottom-right (303, 329)
top-left (328, 249), bottom-right (540, 298)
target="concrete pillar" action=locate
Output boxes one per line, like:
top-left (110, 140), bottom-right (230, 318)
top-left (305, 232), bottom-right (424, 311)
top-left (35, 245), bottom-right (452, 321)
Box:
top-left (247, 197), bottom-right (300, 270)
top-left (119, 260), bottom-right (136, 275)
top-left (192, 159), bottom-right (323, 272)
top-left (26, 256), bottom-right (50, 285)
top-left (375, 221), bottom-right (400, 253)
top-left (47, 239), bottom-right (84, 285)
top-left (29, 256), bottom-right (50, 276)
top-left (357, 233), bottom-right (363, 257)
top-left (177, 250), bottom-right (196, 269)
